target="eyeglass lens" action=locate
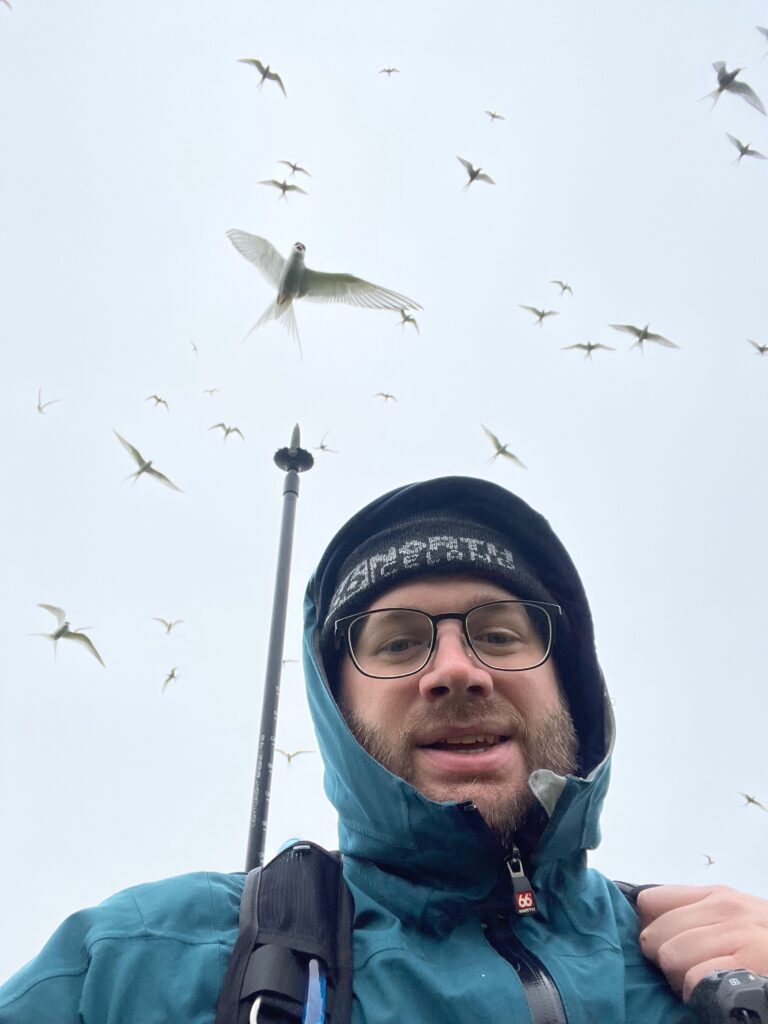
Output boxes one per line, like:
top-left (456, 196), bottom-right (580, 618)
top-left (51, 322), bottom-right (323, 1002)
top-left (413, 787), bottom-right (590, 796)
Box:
top-left (347, 602), bottom-right (552, 678)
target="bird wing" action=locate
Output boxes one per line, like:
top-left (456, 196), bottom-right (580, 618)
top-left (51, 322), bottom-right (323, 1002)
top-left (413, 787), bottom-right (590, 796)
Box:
top-left (500, 450), bottom-right (527, 469)
top-left (609, 324), bottom-right (641, 337)
top-left (562, 344), bottom-right (587, 351)
top-left (113, 430), bottom-right (145, 466)
top-left (593, 344), bottom-right (616, 351)
top-left (726, 133), bottom-right (743, 150)
top-left (209, 422), bottom-right (226, 431)
top-left (456, 156), bottom-right (475, 174)
top-left (267, 70), bottom-right (287, 96)
top-left (258, 179), bottom-right (283, 190)
top-left (757, 26), bottom-right (768, 42)
top-left (232, 428), bottom-right (245, 439)
top-left (239, 58), bottom-right (266, 73)
top-left (712, 61), bottom-right (726, 76)
top-left (748, 340), bottom-right (766, 351)
top-left (302, 269), bottom-right (421, 311)
top-left (645, 332), bottom-right (679, 348)
top-left (38, 603), bottom-right (66, 626)
top-left (519, 305), bottom-right (543, 317)
top-left (146, 466), bottom-right (184, 492)
top-left (153, 618), bottom-right (171, 629)
top-left (476, 172), bottom-right (495, 185)
top-left (226, 230), bottom-right (286, 289)
top-left (728, 80), bottom-right (767, 115)
top-left (66, 631), bottom-right (105, 666)
top-left (541, 311), bottom-right (559, 319)
top-left (285, 184), bottom-right (308, 195)
top-left (481, 424), bottom-right (502, 450)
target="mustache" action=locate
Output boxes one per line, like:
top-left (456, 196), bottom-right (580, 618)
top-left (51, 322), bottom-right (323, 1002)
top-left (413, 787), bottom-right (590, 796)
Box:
top-left (398, 696), bottom-right (529, 744)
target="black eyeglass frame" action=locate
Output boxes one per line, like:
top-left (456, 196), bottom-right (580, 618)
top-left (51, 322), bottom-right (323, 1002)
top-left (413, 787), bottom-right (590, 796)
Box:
top-left (332, 599), bottom-right (562, 680)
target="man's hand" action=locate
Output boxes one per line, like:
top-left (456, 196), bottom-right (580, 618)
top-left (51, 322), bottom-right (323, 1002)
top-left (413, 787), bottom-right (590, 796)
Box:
top-left (637, 885), bottom-right (768, 1002)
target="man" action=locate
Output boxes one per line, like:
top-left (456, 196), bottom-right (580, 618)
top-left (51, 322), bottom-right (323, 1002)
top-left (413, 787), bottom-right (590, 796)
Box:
top-left (1, 476), bottom-right (767, 1023)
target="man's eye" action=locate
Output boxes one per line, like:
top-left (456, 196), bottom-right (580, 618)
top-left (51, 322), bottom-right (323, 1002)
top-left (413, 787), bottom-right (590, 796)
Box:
top-left (474, 629), bottom-right (520, 646)
top-left (381, 636), bottom-right (421, 654)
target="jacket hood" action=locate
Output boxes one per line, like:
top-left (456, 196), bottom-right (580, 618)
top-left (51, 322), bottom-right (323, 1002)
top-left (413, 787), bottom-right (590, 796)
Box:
top-left (303, 476), bottom-right (614, 919)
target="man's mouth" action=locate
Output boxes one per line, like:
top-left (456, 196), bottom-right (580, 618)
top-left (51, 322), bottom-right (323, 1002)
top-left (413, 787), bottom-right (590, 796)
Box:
top-left (420, 734), bottom-right (511, 754)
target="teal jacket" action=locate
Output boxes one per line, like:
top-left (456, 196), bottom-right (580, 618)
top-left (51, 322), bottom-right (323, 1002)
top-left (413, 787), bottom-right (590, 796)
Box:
top-left (0, 477), bottom-right (696, 1023)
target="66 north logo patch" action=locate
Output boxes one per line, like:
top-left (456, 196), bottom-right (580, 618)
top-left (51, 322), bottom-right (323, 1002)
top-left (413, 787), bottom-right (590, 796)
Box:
top-left (514, 890), bottom-right (537, 915)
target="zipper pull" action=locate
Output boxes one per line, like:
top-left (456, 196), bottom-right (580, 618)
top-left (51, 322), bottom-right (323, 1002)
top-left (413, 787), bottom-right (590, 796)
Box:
top-left (505, 846), bottom-right (537, 917)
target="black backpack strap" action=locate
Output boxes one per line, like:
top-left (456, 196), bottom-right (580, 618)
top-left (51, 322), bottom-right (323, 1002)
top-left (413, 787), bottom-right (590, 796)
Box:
top-left (613, 880), bottom-right (659, 910)
top-left (214, 842), bottom-right (354, 1024)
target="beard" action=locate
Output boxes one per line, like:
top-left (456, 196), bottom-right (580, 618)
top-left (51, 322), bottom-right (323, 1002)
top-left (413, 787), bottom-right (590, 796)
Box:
top-left (341, 694), bottom-right (579, 841)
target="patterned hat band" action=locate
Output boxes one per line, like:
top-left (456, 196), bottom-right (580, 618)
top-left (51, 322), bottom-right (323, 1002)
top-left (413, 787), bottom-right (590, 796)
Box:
top-left (320, 513), bottom-right (555, 659)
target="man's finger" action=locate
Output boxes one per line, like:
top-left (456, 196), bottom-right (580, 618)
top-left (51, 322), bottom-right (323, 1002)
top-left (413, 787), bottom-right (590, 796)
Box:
top-left (637, 885), bottom-right (720, 927)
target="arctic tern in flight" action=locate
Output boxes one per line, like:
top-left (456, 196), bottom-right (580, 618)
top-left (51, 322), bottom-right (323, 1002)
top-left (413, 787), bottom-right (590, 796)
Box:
top-left (226, 231), bottom-right (421, 356)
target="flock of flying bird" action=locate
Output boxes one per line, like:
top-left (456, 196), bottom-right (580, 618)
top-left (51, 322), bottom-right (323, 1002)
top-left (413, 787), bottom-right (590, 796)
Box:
top-left (24, 26), bottom-right (768, 812)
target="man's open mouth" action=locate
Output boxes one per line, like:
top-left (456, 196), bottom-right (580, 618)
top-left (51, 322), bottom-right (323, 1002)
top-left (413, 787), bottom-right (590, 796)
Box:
top-left (420, 735), bottom-right (511, 753)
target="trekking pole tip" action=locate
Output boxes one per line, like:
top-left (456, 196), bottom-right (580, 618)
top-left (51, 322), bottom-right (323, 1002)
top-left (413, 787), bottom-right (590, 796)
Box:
top-left (274, 423), bottom-right (314, 472)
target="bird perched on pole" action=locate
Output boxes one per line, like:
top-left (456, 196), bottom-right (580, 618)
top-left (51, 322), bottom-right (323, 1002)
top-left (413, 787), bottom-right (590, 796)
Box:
top-left (701, 62), bottom-right (766, 114)
top-left (226, 231), bottom-right (421, 357)
top-left (238, 59), bottom-right (287, 97)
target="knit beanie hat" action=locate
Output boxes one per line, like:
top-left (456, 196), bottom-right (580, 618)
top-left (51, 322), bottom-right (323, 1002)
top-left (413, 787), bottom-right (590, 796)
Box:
top-left (320, 510), bottom-right (559, 669)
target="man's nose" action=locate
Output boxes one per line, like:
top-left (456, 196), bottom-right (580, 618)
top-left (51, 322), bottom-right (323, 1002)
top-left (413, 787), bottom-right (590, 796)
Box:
top-left (417, 622), bottom-right (494, 701)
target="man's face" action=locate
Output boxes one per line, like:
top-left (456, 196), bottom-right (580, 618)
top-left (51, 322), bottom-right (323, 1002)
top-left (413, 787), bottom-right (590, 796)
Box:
top-left (337, 575), bottom-right (579, 838)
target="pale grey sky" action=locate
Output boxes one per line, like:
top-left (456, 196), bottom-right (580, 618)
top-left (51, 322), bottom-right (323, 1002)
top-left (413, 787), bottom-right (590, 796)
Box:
top-left (2, 0), bottom-right (768, 979)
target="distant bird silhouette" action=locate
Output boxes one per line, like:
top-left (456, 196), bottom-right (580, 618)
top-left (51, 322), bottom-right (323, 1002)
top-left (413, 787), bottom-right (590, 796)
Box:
top-left (153, 618), bottom-right (183, 634)
top-left (313, 431), bottom-right (338, 453)
top-left (741, 792), bottom-right (768, 811)
top-left (114, 431), bottom-right (183, 491)
top-left (748, 339), bottom-right (768, 355)
top-left (145, 394), bottom-right (169, 410)
top-left (276, 748), bottom-right (314, 766)
top-left (550, 280), bottom-right (573, 296)
top-left (485, 110), bottom-right (505, 122)
top-left (36, 388), bottom-right (61, 414)
top-left (32, 604), bottom-right (105, 666)
top-left (397, 309), bottom-right (420, 334)
top-left (519, 305), bottom-right (559, 326)
top-left (375, 392), bottom-right (398, 402)
top-left (702, 854), bottom-right (715, 867)
top-left (609, 323), bottom-right (679, 351)
top-left (202, 388), bottom-right (220, 396)
top-left (278, 160), bottom-right (311, 177)
top-left (379, 67), bottom-right (399, 76)
top-left (726, 134), bottom-right (766, 163)
top-left (562, 342), bottom-right (615, 360)
top-left (238, 58), bottom-right (287, 97)
top-left (482, 425), bottom-right (526, 468)
top-left (701, 62), bottom-right (766, 114)
top-left (162, 667), bottom-right (179, 693)
top-left (259, 179), bottom-right (309, 200)
top-left (190, 341), bottom-right (199, 356)
top-left (457, 156), bottom-right (495, 190)
top-left (210, 423), bottom-right (245, 442)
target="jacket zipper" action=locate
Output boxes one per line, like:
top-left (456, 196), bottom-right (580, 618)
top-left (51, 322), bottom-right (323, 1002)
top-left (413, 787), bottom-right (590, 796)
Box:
top-left (484, 925), bottom-right (568, 1024)
top-left (483, 846), bottom-right (568, 1024)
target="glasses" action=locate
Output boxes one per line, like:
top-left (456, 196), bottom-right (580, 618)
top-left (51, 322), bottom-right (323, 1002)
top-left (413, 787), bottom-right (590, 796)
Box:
top-left (333, 600), bottom-right (561, 679)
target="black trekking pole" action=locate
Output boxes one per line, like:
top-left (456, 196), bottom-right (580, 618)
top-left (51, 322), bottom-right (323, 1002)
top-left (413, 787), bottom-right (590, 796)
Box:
top-left (245, 424), bottom-right (314, 872)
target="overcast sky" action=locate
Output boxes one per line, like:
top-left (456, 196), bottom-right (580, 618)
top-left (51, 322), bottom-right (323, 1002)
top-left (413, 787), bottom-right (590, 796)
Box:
top-left (2, 0), bottom-right (768, 980)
